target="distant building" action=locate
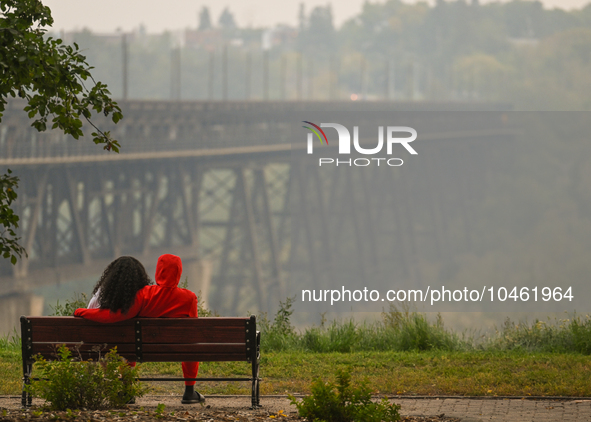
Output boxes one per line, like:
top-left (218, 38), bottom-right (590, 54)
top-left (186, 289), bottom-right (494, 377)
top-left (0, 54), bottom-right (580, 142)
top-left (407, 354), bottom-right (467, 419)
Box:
top-left (262, 25), bottom-right (298, 50)
top-left (184, 28), bottom-right (225, 50)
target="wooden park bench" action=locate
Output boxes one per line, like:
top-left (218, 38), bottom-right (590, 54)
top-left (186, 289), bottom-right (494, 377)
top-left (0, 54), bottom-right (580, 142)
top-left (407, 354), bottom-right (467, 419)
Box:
top-left (20, 316), bottom-right (261, 408)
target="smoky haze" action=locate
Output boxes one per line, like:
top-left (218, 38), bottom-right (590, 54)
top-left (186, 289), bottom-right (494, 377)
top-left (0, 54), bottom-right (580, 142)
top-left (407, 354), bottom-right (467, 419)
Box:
top-left (43, 0), bottom-right (591, 32)
top-left (43, 0), bottom-right (591, 110)
top-left (3, 0), bottom-right (591, 334)
top-left (290, 111), bottom-right (591, 315)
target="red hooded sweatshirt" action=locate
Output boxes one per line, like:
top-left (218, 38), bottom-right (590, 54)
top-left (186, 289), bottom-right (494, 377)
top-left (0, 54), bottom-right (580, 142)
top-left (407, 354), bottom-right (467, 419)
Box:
top-left (74, 254), bottom-right (199, 385)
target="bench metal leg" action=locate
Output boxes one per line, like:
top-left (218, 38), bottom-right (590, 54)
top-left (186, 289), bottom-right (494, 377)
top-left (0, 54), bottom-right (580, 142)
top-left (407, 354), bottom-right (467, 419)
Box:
top-left (22, 364), bottom-right (32, 408)
top-left (21, 316), bottom-right (32, 408)
top-left (251, 331), bottom-right (261, 408)
top-left (251, 363), bottom-right (260, 408)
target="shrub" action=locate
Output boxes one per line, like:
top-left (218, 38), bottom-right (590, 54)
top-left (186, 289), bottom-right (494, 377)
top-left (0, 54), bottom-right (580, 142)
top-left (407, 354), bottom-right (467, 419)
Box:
top-left (571, 316), bottom-right (591, 354)
top-left (260, 296), bottom-right (300, 351)
top-left (381, 304), bottom-right (466, 351)
top-left (196, 290), bottom-right (217, 317)
top-left (289, 369), bottom-right (401, 422)
top-left (49, 293), bottom-right (88, 316)
top-left (27, 344), bottom-right (146, 410)
top-left (484, 314), bottom-right (591, 354)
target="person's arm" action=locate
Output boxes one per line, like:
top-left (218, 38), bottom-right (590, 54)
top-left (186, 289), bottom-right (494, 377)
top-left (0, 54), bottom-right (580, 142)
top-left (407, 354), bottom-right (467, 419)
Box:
top-left (74, 296), bottom-right (143, 323)
top-left (87, 290), bottom-right (100, 309)
top-left (190, 294), bottom-right (198, 318)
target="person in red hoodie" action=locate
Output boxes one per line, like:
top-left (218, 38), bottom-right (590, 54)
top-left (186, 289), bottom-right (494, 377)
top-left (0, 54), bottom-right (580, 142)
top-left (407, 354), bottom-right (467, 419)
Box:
top-left (74, 254), bottom-right (204, 404)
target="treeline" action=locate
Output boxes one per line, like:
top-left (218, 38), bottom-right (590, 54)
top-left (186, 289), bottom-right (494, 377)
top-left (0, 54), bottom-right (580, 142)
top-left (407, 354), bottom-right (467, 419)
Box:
top-left (59, 0), bottom-right (591, 109)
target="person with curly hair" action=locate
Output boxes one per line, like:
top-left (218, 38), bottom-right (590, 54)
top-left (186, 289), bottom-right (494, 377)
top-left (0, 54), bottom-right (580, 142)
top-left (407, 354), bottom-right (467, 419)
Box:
top-left (86, 256), bottom-right (153, 311)
top-left (75, 254), bottom-right (204, 405)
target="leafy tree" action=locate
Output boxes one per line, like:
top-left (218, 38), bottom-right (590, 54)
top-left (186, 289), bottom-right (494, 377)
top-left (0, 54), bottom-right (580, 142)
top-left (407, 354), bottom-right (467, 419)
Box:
top-left (298, 3), bottom-right (305, 32)
top-left (0, 0), bottom-right (122, 263)
top-left (298, 5), bottom-right (335, 54)
top-left (0, 170), bottom-right (22, 264)
top-left (198, 6), bottom-right (211, 30)
top-left (218, 7), bottom-right (236, 30)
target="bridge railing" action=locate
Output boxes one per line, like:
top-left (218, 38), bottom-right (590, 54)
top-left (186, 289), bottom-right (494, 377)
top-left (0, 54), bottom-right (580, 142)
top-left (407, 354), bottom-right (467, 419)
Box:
top-left (1, 100), bottom-right (513, 162)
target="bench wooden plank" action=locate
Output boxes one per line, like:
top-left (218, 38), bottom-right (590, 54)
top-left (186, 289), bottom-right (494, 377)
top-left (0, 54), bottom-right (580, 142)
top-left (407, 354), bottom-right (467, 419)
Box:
top-left (31, 326), bottom-right (246, 344)
top-left (141, 326), bottom-right (245, 344)
top-left (31, 343), bottom-right (137, 355)
top-left (27, 317), bottom-right (129, 326)
top-left (143, 344), bottom-right (246, 353)
top-left (75, 353), bottom-right (138, 361)
top-left (26, 317), bottom-right (250, 327)
top-left (31, 343), bottom-right (246, 356)
top-left (137, 318), bottom-right (248, 327)
top-left (57, 352), bottom-right (247, 362)
top-left (31, 326), bottom-right (135, 343)
top-left (139, 353), bottom-right (247, 362)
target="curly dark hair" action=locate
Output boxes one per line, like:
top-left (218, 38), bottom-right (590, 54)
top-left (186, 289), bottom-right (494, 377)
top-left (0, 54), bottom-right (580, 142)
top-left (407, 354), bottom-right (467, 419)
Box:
top-left (92, 256), bottom-right (152, 314)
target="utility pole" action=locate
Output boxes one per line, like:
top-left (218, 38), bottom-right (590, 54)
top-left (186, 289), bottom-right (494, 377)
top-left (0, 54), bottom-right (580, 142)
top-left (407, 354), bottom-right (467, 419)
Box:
top-left (171, 47), bottom-right (181, 101)
top-left (245, 50), bottom-right (251, 100)
top-left (208, 50), bottom-right (214, 100)
top-left (280, 55), bottom-right (286, 100)
top-left (263, 50), bottom-right (269, 101)
top-left (223, 45), bottom-right (228, 101)
top-left (122, 34), bottom-right (128, 100)
top-left (297, 52), bottom-right (303, 101)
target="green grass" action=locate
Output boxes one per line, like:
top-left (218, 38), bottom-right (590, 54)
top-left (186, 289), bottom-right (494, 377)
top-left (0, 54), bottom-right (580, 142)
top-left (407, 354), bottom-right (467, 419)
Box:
top-left (0, 330), bottom-right (21, 396)
top-left (3, 299), bottom-right (591, 398)
top-left (137, 350), bottom-right (591, 397)
top-left (2, 339), bottom-right (591, 397)
top-left (2, 347), bottom-right (589, 397)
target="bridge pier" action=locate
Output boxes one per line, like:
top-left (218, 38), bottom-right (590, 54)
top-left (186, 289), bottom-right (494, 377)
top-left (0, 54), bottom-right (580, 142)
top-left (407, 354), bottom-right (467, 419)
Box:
top-left (183, 259), bottom-right (213, 311)
top-left (0, 292), bottom-right (43, 336)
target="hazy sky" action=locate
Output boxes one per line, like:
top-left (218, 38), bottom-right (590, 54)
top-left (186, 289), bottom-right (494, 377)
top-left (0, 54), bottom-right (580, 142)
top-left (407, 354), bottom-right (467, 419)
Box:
top-left (43, 0), bottom-right (591, 33)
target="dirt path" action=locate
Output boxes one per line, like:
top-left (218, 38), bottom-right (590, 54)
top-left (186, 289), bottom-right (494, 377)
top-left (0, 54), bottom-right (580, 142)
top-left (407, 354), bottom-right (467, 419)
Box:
top-left (2, 395), bottom-right (590, 421)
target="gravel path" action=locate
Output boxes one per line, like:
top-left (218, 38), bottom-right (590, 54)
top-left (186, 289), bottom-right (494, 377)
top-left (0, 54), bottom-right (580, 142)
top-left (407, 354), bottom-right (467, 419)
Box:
top-left (2, 395), bottom-right (591, 421)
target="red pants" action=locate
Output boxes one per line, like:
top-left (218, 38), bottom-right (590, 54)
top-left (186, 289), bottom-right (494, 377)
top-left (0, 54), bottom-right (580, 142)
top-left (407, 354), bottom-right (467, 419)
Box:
top-left (182, 362), bottom-right (199, 386)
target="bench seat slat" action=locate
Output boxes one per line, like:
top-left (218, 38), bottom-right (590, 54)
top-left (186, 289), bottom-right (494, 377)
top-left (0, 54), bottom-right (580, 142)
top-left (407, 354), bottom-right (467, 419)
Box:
top-left (32, 326), bottom-right (246, 344)
top-left (27, 317), bottom-right (249, 327)
top-left (31, 343), bottom-right (137, 355)
top-left (32, 326), bottom-right (135, 343)
top-left (140, 353), bottom-right (247, 362)
top-left (143, 344), bottom-right (246, 353)
top-left (31, 343), bottom-right (245, 354)
top-left (27, 317), bottom-right (135, 327)
top-left (142, 326), bottom-right (245, 344)
top-left (56, 352), bottom-right (248, 362)
top-left (30, 344), bottom-right (246, 362)
top-left (137, 318), bottom-right (248, 328)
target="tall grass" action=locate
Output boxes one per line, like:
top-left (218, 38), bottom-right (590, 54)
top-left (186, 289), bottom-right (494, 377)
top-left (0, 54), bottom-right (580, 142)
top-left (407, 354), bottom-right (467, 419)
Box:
top-left (481, 314), bottom-right (591, 354)
top-left (3, 294), bottom-right (591, 356)
top-left (260, 300), bottom-right (591, 355)
top-left (0, 328), bottom-right (21, 351)
top-left (261, 301), bottom-right (469, 353)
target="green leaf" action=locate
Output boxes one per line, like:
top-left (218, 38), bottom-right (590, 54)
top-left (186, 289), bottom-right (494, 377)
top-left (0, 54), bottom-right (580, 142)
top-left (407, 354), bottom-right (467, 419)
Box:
top-left (0, 0), bottom-right (122, 264)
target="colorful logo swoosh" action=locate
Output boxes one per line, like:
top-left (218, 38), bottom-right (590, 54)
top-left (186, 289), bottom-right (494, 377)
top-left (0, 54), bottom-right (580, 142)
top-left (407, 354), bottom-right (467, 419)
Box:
top-left (302, 121), bottom-right (328, 145)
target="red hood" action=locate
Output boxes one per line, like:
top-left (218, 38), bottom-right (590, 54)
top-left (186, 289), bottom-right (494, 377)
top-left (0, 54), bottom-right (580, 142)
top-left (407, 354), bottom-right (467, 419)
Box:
top-left (155, 254), bottom-right (183, 287)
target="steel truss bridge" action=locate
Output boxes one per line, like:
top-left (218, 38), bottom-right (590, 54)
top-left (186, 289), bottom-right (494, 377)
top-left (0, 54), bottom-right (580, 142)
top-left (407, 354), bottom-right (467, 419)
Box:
top-left (0, 100), bottom-right (513, 322)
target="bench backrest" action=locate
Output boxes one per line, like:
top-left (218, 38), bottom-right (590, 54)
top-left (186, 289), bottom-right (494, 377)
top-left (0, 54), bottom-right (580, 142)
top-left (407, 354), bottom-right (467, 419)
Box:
top-left (21, 316), bottom-right (258, 364)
